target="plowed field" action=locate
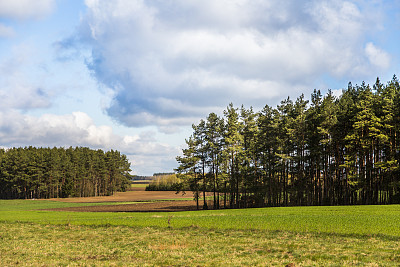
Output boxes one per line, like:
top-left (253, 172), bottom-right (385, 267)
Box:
top-left (51, 200), bottom-right (199, 212)
top-left (49, 188), bottom-right (209, 212)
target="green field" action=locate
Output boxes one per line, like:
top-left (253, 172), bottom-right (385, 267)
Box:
top-left (130, 180), bottom-right (151, 188)
top-left (1, 200), bottom-right (399, 266)
top-left (131, 183), bottom-right (148, 188)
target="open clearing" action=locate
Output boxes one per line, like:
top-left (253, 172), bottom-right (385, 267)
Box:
top-left (1, 189), bottom-right (400, 266)
top-left (51, 200), bottom-right (200, 212)
top-left (49, 187), bottom-right (195, 203)
top-left (48, 188), bottom-right (203, 212)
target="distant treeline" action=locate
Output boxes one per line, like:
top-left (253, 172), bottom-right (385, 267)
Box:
top-left (0, 146), bottom-right (131, 199)
top-left (132, 175), bottom-right (152, 180)
top-left (176, 76), bottom-right (400, 209)
top-left (131, 173), bottom-right (176, 181)
top-left (145, 173), bottom-right (189, 191)
top-left (153, 172), bottom-right (175, 176)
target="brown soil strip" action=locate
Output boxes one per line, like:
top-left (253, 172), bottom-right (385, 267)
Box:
top-left (48, 189), bottom-right (196, 203)
top-left (46, 188), bottom-right (213, 212)
top-left (50, 200), bottom-right (200, 212)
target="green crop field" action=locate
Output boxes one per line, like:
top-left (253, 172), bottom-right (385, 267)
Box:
top-left (1, 200), bottom-right (399, 266)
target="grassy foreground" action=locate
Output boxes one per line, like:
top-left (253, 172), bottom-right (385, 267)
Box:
top-left (0, 200), bottom-right (400, 266)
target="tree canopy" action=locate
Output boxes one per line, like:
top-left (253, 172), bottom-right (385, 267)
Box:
top-left (0, 146), bottom-right (131, 199)
top-left (176, 76), bottom-right (400, 208)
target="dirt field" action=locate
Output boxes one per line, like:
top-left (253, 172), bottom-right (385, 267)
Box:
top-left (49, 188), bottom-right (210, 212)
top-left (50, 188), bottom-right (194, 203)
top-left (51, 200), bottom-right (200, 212)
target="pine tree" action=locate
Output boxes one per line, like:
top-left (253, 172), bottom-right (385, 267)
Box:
top-left (257, 104), bottom-right (279, 206)
top-left (240, 105), bottom-right (259, 207)
top-left (176, 136), bottom-right (201, 209)
top-left (306, 89), bottom-right (323, 205)
top-left (223, 103), bottom-right (243, 208)
top-left (175, 76), bottom-right (400, 207)
top-left (205, 112), bottom-right (224, 209)
top-left (291, 94), bottom-right (308, 205)
top-left (192, 120), bottom-right (209, 209)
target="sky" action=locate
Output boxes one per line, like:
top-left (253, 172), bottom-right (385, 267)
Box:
top-left (0, 0), bottom-right (399, 175)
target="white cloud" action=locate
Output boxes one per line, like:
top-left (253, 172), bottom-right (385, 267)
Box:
top-left (331, 89), bottom-right (343, 99)
top-left (0, 0), bottom-right (55, 41)
top-left (0, 110), bottom-right (178, 175)
top-left (0, 0), bottom-right (55, 20)
top-left (76, 0), bottom-right (391, 130)
top-left (127, 153), bottom-right (178, 176)
top-left (0, 23), bottom-right (15, 38)
top-left (365, 42), bottom-right (391, 70)
top-left (0, 45), bottom-right (52, 110)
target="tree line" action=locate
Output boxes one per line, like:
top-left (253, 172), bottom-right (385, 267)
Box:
top-left (145, 173), bottom-right (183, 191)
top-left (0, 146), bottom-right (131, 199)
top-left (176, 76), bottom-right (400, 209)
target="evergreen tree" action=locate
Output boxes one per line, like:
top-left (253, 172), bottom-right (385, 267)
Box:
top-left (0, 147), bottom-right (132, 199)
top-left (192, 120), bottom-right (209, 209)
top-left (205, 112), bottom-right (224, 208)
top-left (174, 76), bottom-right (400, 208)
top-left (176, 136), bottom-right (201, 209)
top-left (223, 103), bottom-right (243, 208)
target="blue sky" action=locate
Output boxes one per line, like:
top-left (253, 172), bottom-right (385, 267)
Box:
top-left (0, 0), bottom-right (399, 175)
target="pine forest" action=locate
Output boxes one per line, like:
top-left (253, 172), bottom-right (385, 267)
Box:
top-left (0, 147), bottom-right (131, 199)
top-left (176, 76), bottom-right (400, 209)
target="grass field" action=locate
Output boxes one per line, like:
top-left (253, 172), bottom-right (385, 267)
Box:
top-left (1, 198), bottom-right (399, 266)
top-left (130, 180), bottom-right (152, 188)
top-left (131, 183), bottom-right (148, 188)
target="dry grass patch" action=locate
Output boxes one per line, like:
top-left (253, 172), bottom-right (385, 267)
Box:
top-left (1, 222), bottom-right (399, 266)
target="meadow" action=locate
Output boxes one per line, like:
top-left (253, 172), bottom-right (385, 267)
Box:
top-left (0, 198), bottom-right (400, 266)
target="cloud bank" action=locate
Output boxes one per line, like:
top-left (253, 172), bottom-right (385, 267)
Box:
top-left (0, 0), bottom-right (55, 39)
top-left (0, 0), bottom-right (54, 20)
top-left (0, 109), bottom-right (177, 175)
top-left (0, 43), bottom-right (177, 174)
top-left (78, 0), bottom-right (390, 131)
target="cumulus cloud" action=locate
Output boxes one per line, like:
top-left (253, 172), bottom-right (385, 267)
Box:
top-left (0, 111), bottom-right (105, 147)
top-left (0, 0), bottom-right (55, 20)
top-left (73, 0), bottom-right (391, 131)
top-left (0, 0), bottom-right (55, 42)
top-left (365, 42), bottom-right (391, 69)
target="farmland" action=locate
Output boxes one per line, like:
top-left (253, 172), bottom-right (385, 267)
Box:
top-left (1, 189), bottom-right (400, 266)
